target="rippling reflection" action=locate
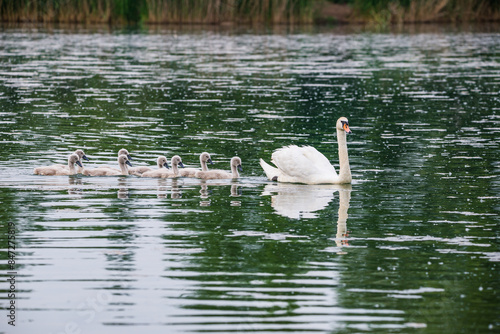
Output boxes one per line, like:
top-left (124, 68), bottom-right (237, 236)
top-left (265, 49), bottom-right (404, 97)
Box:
top-left (67, 176), bottom-right (84, 196)
top-left (335, 186), bottom-right (350, 250)
top-left (199, 181), bottom-right (211, 206)
top-left (263, 183), bottom-right (351, 251)
top-left (156, 178), bottom-right (168, 198)
top-left (117, 177), bottom-right (129, 199)
top-left (262, 183), bottom-right (344, 219)
top-left (189, 179), bottom-right (244, 206)
top-left (171, 178), bottom-right (182, 199)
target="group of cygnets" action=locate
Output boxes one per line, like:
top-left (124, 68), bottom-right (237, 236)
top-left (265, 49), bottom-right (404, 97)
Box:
top-left (33, 149), bottom-right (243, 180)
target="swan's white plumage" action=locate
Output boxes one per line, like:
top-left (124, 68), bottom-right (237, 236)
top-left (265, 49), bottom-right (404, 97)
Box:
top-left (260, 117), bottom-right (352, 185)
top-left (271, 145), bottom-right (337, 184)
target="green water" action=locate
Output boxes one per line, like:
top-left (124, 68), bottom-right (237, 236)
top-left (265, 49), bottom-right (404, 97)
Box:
top-left (0, 25), bottom-right (499, 333)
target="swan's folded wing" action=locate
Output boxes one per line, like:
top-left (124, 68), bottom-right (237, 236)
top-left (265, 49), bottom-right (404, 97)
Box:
top-left (271, 145), bottom-right (302, 178)
top-left (301, 146), bottom-right (338, 175)
top-left (272, 145), bottom-right (337, 180)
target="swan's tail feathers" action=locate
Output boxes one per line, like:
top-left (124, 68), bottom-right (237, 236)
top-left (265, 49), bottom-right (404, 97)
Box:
top-left (259, 158), bottom-right (279, 181)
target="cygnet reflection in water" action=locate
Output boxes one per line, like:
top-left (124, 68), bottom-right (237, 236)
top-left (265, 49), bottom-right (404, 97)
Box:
top-left (117, 177), bottom-right (129, 199)
top-left (67, 177), bottom-right (84, 196)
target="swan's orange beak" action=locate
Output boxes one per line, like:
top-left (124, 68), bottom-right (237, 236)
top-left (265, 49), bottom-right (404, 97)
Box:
top-left (343, 122), bottom-right (352, 134)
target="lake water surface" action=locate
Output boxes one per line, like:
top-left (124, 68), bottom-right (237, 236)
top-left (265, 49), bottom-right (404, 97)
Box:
top-left (0, 25), bottom-right (499, 334)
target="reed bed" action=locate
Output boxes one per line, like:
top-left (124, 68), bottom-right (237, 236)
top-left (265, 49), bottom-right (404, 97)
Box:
top-left (0, 0), bottom-right (314, 24)
top-left (0, 0), bottom-right (498, 25)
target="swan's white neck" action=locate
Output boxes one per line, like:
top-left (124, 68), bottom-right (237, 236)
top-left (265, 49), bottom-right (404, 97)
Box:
top-left (337, 128), bottom-right (351, 183)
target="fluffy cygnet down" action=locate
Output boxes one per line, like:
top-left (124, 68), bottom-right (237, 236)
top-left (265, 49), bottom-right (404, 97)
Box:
top-left (83, 154), bottom-right (132, 176)
top-left (179, 152), bottom-right (213, 177)
top-left (194, 157), bottom-right (242, 180)
top-left (57, 149), bottom-right (89, 173)
top-left (129, 155), bottom-right (169, 176)
top-left (99, 149), bottom-right (132, 169)
top-left (34, 153), bottom-right (83, 176)
top-left (142, 155), bottom-right (184, 178)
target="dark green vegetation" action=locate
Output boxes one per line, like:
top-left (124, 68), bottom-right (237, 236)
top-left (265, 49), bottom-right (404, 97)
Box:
top-left (0, 0), bottom-right (499, 25)
top-left (0, 0), bottom-right (315, 24)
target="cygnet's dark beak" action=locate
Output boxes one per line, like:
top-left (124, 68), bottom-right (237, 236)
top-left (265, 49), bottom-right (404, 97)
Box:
top-left (126, 160), bottom-right (133, 167)
top-left (208, 158), bottom-right (213, 165)
top-left (163, 162), bottom-right (170, 169)
top-left (127, 154), bottom-right (132, 161)
top-left (179, 162), bottom-right (185, 168)
top-left (76, 160), bottom-right (83, 168)
top-left (82, 155), bottom-right (90, 161)
top-left (237, 165), bottom-right (243, 172)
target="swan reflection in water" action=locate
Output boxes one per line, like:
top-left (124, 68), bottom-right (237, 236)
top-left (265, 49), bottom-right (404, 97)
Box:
top-left (261, 183), bottom-right (351, 249)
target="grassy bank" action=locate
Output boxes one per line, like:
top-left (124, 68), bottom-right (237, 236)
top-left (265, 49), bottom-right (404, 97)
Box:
top-left (0, 0), bottom-right (499, 25)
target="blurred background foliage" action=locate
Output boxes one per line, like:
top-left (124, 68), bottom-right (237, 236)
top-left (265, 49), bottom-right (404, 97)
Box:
top-left (0, 0), bottom-right (499, 25)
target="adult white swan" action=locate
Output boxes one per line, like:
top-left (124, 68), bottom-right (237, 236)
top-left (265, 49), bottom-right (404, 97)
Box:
top-left (259, 117), bottom-right (352, 185)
